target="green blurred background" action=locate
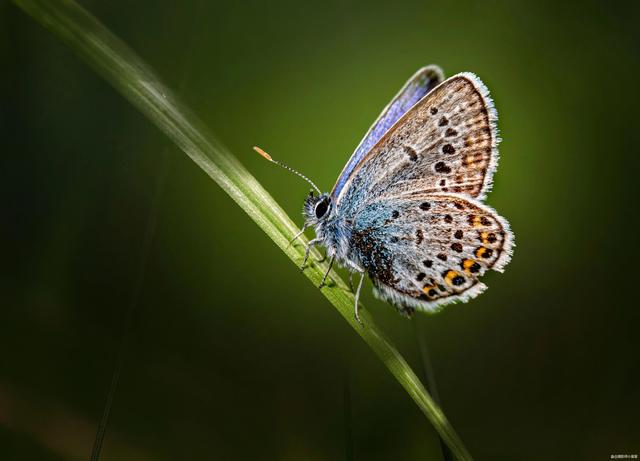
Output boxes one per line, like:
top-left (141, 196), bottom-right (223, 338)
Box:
top-left (2, 0), bottom-right (639, 459)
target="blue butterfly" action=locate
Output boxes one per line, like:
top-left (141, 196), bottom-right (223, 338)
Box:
top-left (257, 65), bottom-right (513, 321)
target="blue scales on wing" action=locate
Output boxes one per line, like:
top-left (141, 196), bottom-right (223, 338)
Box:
top-left (331, 65), bottom-right (444, 198)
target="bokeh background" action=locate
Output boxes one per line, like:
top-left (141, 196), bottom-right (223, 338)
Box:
top-left (2, 0), bottom-right (639, 459)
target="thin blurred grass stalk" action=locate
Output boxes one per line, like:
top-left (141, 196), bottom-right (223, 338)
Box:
top-left (14, 0), bottom-right (473, 459)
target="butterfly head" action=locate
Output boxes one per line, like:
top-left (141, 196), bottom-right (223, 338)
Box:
top-left (304, 190), bottom-right (333, 225)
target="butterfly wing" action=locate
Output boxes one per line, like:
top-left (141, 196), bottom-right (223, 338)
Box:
top-left (335, 73), bottom-right (499, 218)
top-left (331, 66), bottom-right (444, 198)
top-left (350, 193), bottom-right (513, 315)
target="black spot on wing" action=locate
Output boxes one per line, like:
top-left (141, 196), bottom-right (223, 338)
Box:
top-left (442, 144), bottom-right (455, 154)
top-left (403, 145), bottom-right (418, 162)
top-left (435, 161), bottom-right (451, 173)
top-left (445, 128), bottom-right (458, 137)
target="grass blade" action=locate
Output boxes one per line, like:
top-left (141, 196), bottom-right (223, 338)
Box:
top-left (13, 1), bottom-right (473, 458)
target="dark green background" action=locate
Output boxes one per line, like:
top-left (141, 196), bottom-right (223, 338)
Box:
top-left (2, 0), bottom-right (639, 459)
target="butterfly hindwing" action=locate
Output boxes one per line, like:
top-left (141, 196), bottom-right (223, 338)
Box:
top-left (332, 66), bottom-right (444, 197)
top-left (349, 193), bottom-right (513, 316)
top-left (335, 73), bottom-right (499, 217)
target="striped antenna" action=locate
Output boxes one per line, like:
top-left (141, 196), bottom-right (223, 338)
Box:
top-left (254, 146), bottom-right (321, 194)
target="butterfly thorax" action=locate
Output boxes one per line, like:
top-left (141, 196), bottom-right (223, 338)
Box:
top-left (304, 191), bottom-right (360, 271)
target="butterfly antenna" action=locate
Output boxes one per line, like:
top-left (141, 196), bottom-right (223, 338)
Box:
top-left (254, 146), bottom-right (321, 194)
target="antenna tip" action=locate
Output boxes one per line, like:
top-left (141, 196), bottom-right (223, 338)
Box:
top-left (253, 146), bottom-right (272, 161)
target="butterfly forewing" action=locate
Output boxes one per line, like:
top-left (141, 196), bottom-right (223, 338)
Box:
top-left (332, 66), bottom-right (444, 198)
top-left (350, 194), bottom-right (512, 315)
top-left (335, 73), bottom-right (499, 216)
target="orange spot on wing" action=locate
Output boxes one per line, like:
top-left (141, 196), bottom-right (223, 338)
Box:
top-left (444, 270), bottom-right (460, 285)
top-left (462, 258), bottom-right (481, 274)
top-left (422, 285), bottom-right (438, 298)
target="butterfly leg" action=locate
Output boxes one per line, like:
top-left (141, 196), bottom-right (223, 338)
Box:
top-left (301, 238), bottom-right (320, 270)
top-left (348, 272), bottom-right (354, 292)
top-left (318, 256), bottom-right (335, 289)
top-left (354, 272), bottom-right (365, 325)
top-left (289, 224), bottom-right (309, 247)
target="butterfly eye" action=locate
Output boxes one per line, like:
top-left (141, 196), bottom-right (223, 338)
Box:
top-left (315, 198), bottom-right (330, 219)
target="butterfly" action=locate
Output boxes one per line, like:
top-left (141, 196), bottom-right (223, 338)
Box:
top-left (256, 65), bottom-right (513, 321)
